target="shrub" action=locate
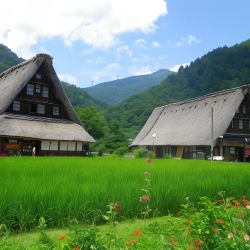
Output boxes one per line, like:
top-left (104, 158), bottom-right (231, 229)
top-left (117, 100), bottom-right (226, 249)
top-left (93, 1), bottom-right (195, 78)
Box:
top-left (146, 151), bottom-right (156, 159)
top-left (113, 146), bottom-right (128, 156)
top-left (133, 147), bottom-right (148, 158)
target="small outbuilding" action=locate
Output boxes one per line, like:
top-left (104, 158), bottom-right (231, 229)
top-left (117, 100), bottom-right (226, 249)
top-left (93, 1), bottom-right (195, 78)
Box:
top-left (132, 85), bottom-right (250, 161)
top-left (0, 54), bottom-right (95, 156)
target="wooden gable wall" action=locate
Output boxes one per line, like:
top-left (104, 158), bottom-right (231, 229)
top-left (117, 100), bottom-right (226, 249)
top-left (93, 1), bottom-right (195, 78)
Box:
top-left (6, 63), bottom-right (70, 120)
top-left (226, 93), bottom-right (250, 134)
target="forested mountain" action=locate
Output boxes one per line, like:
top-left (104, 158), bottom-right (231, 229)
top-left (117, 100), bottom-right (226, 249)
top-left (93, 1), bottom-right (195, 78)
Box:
top-left (61, 82), bottom-right (107, 109)
top-left (105, 40), bottom-right (250, 139)
top-left (85, 69), bottom-right (173, 105)
top-left (0, 44), bottom-right (24, 72)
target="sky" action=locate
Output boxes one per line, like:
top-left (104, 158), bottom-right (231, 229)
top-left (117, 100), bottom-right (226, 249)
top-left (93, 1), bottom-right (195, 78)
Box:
top-left (0, 0), bottom-right (249, 88)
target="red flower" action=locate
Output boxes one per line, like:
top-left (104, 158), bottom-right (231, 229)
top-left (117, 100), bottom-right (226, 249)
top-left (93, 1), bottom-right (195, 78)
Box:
top-left (189, 245), bottom-right (194, 250)
top-left (227, 232), bottom-right (234, 239)
top-left (231, 199), bottom-right (241, 208)
top-left (216, 219), bottom-right (224, 225)
top-left (242, 199), bottom-right (249, 207)
top-left (211, 226), bottom-right (218, 232)
top-left (147, 159), bottom-right (152, 164)
top-left (139, 195), bottom-right (150, 202)
top-left (133, 229), bottom-right (143, 236)
top-left (195, 239), bottom-right (203, 246)
top-left (126, 239), bottom-right (138, 246)
top-left (58, 234), bottom-right (65, 240)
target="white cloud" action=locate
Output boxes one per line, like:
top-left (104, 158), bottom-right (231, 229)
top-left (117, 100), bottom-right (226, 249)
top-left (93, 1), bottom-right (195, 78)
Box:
top-left (116, 45), bottom-right (133, 59)
top-left (0, 0), bottom-right (167, 58)
top-left (135, 39), bottom-right (147, 48)
top-left (152, 41), bottom-right (160, 48)
top-left (169, 62), bottom-right (190, 72)
top-left (176, 34), bottom-right (200, 47)
top-left (58, 73), bottom-right (79, 85)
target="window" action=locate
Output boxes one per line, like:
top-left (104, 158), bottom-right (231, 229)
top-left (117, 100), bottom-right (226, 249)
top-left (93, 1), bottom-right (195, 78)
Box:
top-left (41, 141), bottom-right (50, 150)
top-left (53, 106), bottom-right (59, 116)
top-left (68, 141), bottom-right (76, 151)
top-left (36, 85), bottom-right (41, 93)
top-left (13, 100), bottom-right (20, 111)
top-left (37, 104), bottom-right (45, 114)
top-left (243, 105), bottom-right (246, 114)
top-left (50, 141), bottom-right (58, 151)
top-left (230, 147), bottom-right (235, 155)
top-left (77, 142), bottom-right (83, 152)
top-left (35, 73), bottom-right (42, 80)
top-left (30, 104), bottom-right (37, 113)
top-left (42, 86), bottom-right (49, 98)
top-left (27, 84), bottom-right (34, 95)
top-left (60, 142), bottom-right (68, 151)
top-left (239, 120), bottom-right (244, 129)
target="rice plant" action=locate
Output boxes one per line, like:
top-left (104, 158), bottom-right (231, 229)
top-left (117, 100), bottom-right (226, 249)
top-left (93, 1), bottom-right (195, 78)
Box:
top-left (0, 157), bottom-right (249, 231)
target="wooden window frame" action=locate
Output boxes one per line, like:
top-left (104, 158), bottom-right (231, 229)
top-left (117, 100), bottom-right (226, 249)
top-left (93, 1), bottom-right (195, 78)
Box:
top-left (13, 100), bottom-right (20, 112)
top-left (27, 84), bottom-right (34, 96)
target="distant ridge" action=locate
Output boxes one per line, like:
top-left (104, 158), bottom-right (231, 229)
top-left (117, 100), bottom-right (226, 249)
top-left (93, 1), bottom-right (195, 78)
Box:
top-left (84, 69), bottom-right (173, 105)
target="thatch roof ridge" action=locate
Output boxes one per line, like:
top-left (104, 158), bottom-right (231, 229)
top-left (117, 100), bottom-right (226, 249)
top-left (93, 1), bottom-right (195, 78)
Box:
top-left (156, 84), bottom-right (250, 109)
top-left (0, 53), bottom-right (52, 79)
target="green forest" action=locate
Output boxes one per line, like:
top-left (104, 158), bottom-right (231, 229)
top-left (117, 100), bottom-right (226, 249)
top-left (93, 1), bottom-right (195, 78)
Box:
top-left (1, 39), bottom-right (250, 153)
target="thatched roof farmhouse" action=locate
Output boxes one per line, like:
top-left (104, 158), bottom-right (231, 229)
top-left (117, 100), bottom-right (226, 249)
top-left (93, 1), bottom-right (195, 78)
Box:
top-left (132, 85), bottom-right (250, 161)
top-left (0, 54), bottom-right (95, 156)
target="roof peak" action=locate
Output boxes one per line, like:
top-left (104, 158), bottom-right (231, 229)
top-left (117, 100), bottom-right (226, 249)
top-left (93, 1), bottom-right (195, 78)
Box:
top-left (0, 53), bottom-right (53, 79)
top-left (156, 84), bottom-right (250, 109)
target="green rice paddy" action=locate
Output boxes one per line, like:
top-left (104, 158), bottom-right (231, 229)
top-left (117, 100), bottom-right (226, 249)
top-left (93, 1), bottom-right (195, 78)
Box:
top-left (0, 157), bottom-right (249, 231)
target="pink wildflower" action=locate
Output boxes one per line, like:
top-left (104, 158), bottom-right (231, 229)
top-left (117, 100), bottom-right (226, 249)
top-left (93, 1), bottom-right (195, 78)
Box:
top-left (227, 232), bottom-right (234, 239)
top-left (139, 195), bottom-right (150, 202)
top-left (244, 234), bottom-right (250, 241)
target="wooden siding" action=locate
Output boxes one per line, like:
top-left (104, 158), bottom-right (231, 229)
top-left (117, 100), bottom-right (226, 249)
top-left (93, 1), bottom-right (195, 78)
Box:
top-left (6, 64), bottom-right (70, 120)
top-left (226, 94), bottom-right (250, 134)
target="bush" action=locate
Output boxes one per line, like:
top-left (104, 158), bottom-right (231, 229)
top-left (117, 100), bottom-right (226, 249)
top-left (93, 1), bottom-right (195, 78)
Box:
top-left (146, 151), bottom-right (156, 159)
top-left (114, 146), bottom-right (128, 156)
top-left (133, 147), bottom-right (148, 158)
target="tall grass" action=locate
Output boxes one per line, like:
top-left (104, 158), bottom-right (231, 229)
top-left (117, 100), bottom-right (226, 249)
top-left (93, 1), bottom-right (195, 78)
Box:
top-left (0, 157), bottom-right (249, 231)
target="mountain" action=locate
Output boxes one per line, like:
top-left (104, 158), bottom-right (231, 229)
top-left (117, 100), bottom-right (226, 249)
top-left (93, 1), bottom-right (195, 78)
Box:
top-left (0, 44), bottom-right (105, 109)
top-left (105, 39), bottom-right (250, 139)
top-left (61, 82), bottom-right (107, 109)
top-left (84, 69), bottom-right (173, 105)
top-left (0, 44), bottom-right (24, 72)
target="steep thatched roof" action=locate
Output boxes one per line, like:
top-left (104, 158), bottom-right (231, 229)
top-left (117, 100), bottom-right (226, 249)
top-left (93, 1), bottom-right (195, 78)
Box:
top-left (0, 113), bottom-right (95, 142)
top-left (0, 53), bottom-right (81, 125)
top-left (0, 54), bottom-right (95, 143)
top-left (132, 86), bottom-right (249, 146)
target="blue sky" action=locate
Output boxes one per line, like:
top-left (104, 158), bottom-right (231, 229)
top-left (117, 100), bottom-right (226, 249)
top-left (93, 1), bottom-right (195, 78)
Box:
top-left (0, 0), bottom-right (249, 87)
